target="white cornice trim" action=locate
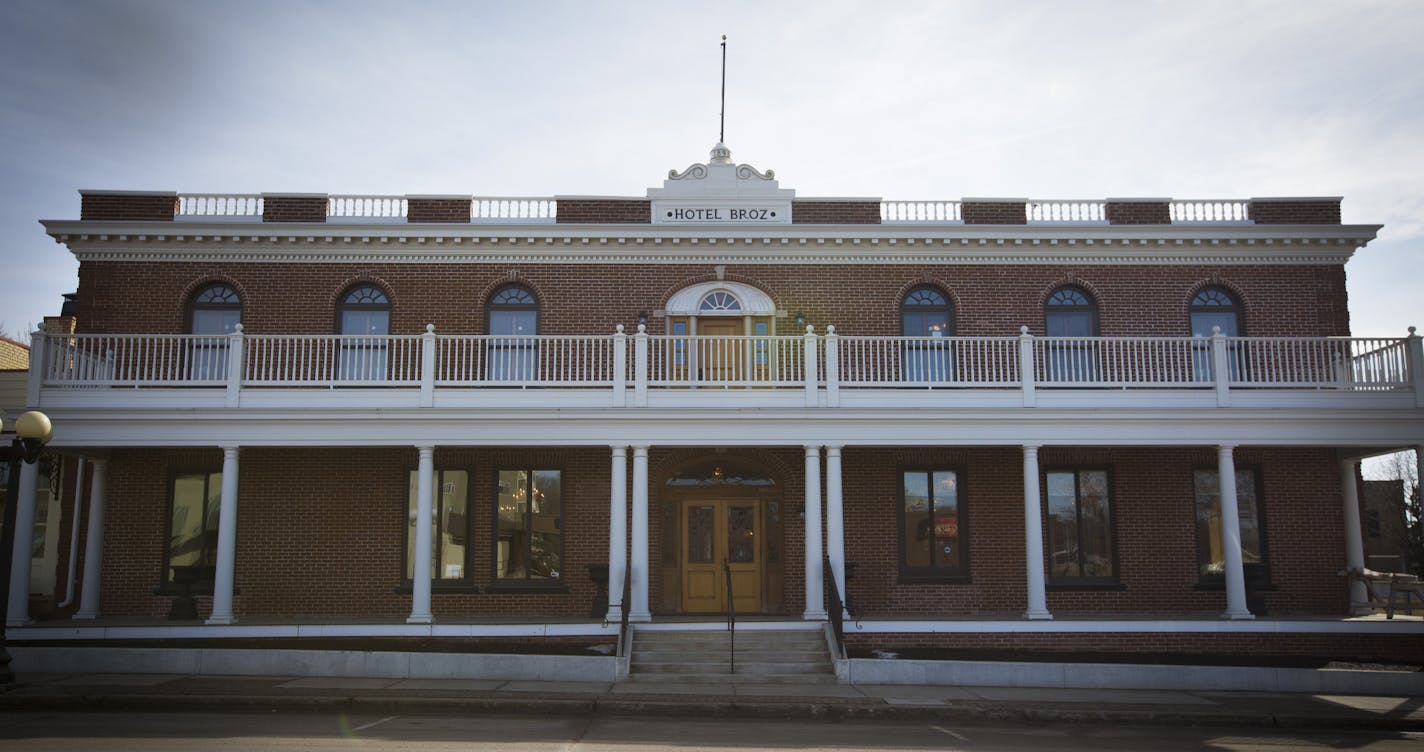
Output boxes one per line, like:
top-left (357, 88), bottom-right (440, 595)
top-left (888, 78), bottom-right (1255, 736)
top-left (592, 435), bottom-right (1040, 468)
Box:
top-left (43, 220), bottom-right (1373, 266)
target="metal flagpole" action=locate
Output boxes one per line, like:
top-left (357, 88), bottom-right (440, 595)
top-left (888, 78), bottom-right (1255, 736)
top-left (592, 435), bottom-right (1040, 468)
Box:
top-left (720, 35), bottom-right (727, 143)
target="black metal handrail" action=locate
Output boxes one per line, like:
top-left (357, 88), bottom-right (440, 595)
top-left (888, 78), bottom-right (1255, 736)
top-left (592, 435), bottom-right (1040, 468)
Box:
top-left (606, 571), bottom-right (633, 660)
top-left (824, 557), bottom-right (851, 658)
top-left (724, 559), bottom-right (736, 674)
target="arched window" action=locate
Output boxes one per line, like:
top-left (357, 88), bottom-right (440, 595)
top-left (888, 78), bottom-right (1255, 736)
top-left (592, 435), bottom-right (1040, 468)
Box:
top-left (699, 291), bottom-right (741, 312)
top-left (1044, 286), bottom-right (1098, 337)
top-left (337, 285), bottom-right (390, 381)
top-left (186, 284), bottom-right (241, 380)
top-left (487, 285), bottom-right (538, 381)
top-left (900, 286), bottom-right (953, 382)
top-left (1190, 286), bottom-right (1243, 381)
top-left (1044, 286), bottom-right (1099, 381)
top-left (1190, 286), bottom-right (1242, 337)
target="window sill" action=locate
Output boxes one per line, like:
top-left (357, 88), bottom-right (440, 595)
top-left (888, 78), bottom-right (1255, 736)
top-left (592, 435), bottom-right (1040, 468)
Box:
top-left (392, 583), bottom-right (480, 595)
top-left (1047, 581), bottom-right (1127, 592)
top-left (485, 582), bottom-right (570, 595)
top-left (896, 574), bottom-right (972, 586)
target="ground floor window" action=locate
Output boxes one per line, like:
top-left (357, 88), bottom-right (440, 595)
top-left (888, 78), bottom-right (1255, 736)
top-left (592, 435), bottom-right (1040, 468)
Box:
top-left (165, 470), bottom-right (221, 585)
top-left (899, 469), bottom-right (967, 580)
top-left (495, 469), bottom-right (562, 582)
top-left (405, 469), bottom-right (470, 583)
top-left (1045, 468), bottom-right (1116, 583)
top-left (1194, 467), bottom-right (1268, 582)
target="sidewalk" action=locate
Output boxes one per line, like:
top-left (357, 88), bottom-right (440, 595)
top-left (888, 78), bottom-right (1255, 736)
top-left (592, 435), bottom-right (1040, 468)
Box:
top-left (3, 671), bottom-right (1422, 730)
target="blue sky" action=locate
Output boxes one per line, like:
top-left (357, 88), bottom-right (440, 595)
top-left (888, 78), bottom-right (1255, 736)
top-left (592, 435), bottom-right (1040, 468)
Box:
top-left (1, 0), bottom-right (1421, 339)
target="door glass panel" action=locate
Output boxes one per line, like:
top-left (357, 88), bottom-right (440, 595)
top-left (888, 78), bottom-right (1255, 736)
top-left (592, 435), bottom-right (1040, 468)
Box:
top-left (728, 505), bottom-right (755, 563)
top-left (529, 470), bottom-right (561, 579)
top-left (1046, 471), bottom-right (1078, 578)
top-left (1078, 470), bottom-right (1112, 578)
top-left (688, 505), bottom-right (714, 564)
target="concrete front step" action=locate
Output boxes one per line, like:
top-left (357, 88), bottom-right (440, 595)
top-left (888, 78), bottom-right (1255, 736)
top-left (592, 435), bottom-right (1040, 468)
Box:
top-left (628, 672), bottom-right (840, 684)
top-left (630, 627), bottom-right (835, 683)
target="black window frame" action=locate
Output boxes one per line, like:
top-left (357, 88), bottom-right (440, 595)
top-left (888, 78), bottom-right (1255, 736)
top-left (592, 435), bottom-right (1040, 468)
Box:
top-left (897, 466), bottom-right (970, 583)
top-left (1189, 286), bottom-right (1244, 337)
top-left (1042, 466), bottom-right (1121, 589)
top-left (158, 467), bottom-right (222, 595)
top-left (399, 466), bottom-right (476, 593)
top-left (1043, 285), bottom-right (1101, 382)
top-left (490, 466), bottom-right (566, 592)
top-left (1044, 285), bottom-right (1099, 337)
top-left (1192, 464), bottom-right (1271, 588)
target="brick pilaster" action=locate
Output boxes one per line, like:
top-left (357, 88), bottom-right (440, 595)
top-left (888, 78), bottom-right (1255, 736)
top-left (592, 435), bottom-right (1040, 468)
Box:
top-left (962, 199), bottom-right (1028, 225)
top-left (1248, 198), bottom-right (1342, 225)
top-left (262, 193), bottom-right (328, 223)
top-left (791, 200), bottom-right (882, 224)
top-left (79, 190), bottom-right (177, 221)
top-left (1105, 199), bottom-right (1171, 225)
top-left (556, 199), bottom-right (652, 224)
top-left (407, 195), bottom-right (472, 223)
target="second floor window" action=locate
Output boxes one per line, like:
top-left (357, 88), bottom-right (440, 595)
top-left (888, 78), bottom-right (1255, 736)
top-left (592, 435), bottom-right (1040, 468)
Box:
top-left (1043, 285), bottom-right (1099, 381)
top-left (186, 284), bottom-right (241, 380)
top-left (901, 286), bottom-right (953, 382)
top-left (337, 285), bottom-right (390, 381)
top-left (487, 286), bottom-right (538, 381)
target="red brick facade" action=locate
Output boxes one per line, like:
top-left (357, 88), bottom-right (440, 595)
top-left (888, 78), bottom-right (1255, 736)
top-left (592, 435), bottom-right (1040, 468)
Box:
top-left (68, 444), bottom-right (1350, 622)
top-left (73, 261), bottom-right (1351, 338)
top-left (962, 200), bottom-right (1028, 225)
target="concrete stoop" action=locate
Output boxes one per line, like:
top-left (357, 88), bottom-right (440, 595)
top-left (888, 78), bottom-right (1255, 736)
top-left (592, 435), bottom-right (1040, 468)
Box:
top-left (630, 628), bottom-right (836, 684)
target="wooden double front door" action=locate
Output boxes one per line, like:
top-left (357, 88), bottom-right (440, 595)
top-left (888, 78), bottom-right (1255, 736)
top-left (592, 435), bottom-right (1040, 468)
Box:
top-left (681, 499), bottom-right (762, 614)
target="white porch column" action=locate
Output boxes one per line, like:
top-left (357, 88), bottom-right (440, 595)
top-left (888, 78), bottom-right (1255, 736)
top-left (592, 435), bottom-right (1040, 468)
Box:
top-left (206, 447), bottom-right (241, 625)
top-left (803, 444), bottom-right (826, 620)
top-left (1022, 445), bottom-right (1051, 620)
top-left (607, 445), bottom-right (628, 621)
top-left (6, 458), bottom-right (42, 626)
top-left (1217, 445), bottom-right (1254, 619)
top-left (629, 445), bottom-right (651, 622)
top-left (74, 458), bottom-right (108, 620)
top-left (1340, 458), bottom-right (1370, 614)
top-left (406, 446), bottom-right (436, 625)
top-left (824, 445), bottom-right (847, 615)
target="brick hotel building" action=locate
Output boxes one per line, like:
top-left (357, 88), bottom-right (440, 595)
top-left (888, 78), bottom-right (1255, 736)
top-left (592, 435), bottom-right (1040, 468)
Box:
top-left (8, 143), bottom-right (1423, 679)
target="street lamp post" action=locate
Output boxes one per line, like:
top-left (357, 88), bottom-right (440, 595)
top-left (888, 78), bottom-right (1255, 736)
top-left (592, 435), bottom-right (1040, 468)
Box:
top-left (0, 410), bottom-right (53, 686)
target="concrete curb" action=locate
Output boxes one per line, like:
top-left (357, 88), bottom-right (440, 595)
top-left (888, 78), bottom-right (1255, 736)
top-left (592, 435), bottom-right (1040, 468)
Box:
top-left (2, 691), bottom-right (1421, 731)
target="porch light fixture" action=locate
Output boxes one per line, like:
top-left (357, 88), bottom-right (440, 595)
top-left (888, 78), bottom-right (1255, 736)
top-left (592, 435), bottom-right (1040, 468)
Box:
top-left (0, 410), bottom-right (53, 686)
top-left (636, 311), bottom-right (649, 327)
top-left (794, 312), bottom-right (807, 330)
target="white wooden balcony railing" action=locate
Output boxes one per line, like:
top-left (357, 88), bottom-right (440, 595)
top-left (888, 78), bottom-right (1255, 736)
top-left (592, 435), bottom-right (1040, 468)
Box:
top-left (27, 327), bottom-right (1424, 410)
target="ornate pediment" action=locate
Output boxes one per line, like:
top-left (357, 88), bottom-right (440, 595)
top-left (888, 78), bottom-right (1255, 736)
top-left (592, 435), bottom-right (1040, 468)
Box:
top-left (648, 143), bottom-right (794, 225)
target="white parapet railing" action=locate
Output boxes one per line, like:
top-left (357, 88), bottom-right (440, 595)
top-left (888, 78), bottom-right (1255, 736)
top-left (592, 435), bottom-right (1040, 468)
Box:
top-left (836, 336), bottom-right (1020, 387)
top-left (1227, 337), bottom-right (1413, 390)
top-left (880, 201), bottom-right (963, 223)
top-left (1170, 200), bottom-right (1251, 224)
top-left (244, 335), bottom-right (423, 386)
top-left (647, 335), bottom-right (806, 387)
top-left (328, 195), bottom-right (407, 221)
top-left (1032, 337), bottom-right (1209, 387)
top-left (436, 335), bottom-right (613, 386)
top-left (177, 194), bottom-right (263, 218)
top-left (472, 197), bottom-right (558, 222)
top-left (1027, 200), bottom-right (1107, 224)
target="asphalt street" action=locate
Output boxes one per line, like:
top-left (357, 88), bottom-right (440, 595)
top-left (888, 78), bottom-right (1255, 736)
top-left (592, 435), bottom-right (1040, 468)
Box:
top-left (0, 711), bottom-right (1421, 751)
